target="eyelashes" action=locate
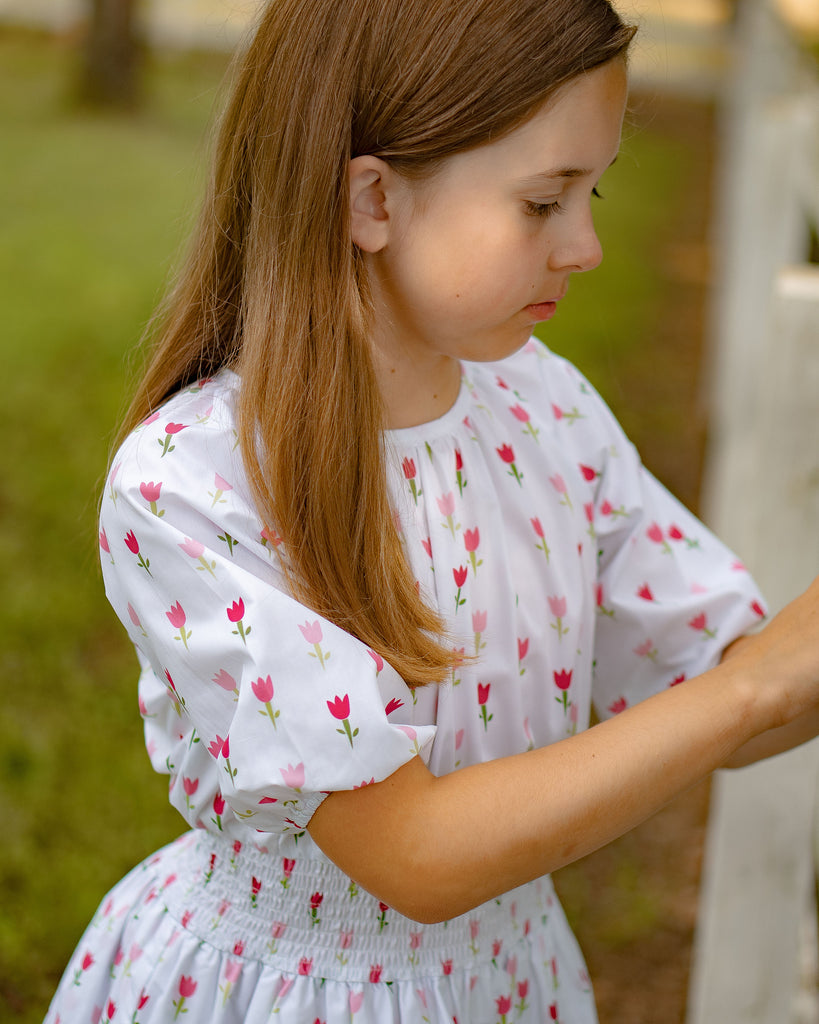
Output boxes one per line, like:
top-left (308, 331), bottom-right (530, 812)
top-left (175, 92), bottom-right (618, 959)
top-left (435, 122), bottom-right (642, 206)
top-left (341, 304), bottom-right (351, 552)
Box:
top-left (524, 187), bottom-right (605, 219)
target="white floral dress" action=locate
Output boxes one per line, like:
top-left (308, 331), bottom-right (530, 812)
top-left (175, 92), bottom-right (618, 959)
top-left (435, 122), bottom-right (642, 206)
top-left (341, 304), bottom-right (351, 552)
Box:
top-left (46, 340), bottom-right (765, 1024)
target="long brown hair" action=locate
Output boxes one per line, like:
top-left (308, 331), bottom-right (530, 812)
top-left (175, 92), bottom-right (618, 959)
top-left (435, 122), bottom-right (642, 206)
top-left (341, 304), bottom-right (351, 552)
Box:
top-left (118, 0), bottom-right (635, 686)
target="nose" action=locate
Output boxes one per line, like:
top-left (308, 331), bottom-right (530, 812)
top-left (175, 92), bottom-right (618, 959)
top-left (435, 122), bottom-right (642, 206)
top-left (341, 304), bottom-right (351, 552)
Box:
top-left (548, 212), bottom-right (603, 274)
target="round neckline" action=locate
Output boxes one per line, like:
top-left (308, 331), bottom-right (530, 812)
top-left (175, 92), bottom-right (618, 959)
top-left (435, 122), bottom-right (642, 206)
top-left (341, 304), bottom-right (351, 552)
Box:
top-left (384, 365), bottom-right (475, 446)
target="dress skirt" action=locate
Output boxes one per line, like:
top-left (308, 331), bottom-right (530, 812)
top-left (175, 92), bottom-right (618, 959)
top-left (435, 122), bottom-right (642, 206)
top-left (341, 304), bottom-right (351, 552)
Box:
top-left (45, 830), bottom-right (599, 1023)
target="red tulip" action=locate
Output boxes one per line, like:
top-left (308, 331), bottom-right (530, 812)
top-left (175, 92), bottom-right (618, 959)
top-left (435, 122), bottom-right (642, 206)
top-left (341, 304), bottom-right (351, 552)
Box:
top-left (124, 530), bottom-right (140, 554)
top-left (553, 669), bottom-right (572, 691)
top-left (226, 598), bottom-right (245, 623)
top-left (326, 694), bottom-right (350, 720)
top-left (453, 565), bottom-right (468, 588)
top-left (178, 975), bottom-right (197, 998)
top-left (477, 682), bottom-right (491, 705)
top-left (496, 443), bottom-right (515, 464)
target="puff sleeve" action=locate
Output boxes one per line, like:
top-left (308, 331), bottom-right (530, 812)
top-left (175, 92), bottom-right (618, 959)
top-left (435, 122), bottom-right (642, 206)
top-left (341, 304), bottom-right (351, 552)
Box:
top-left (99, 374), bottom-right (435, 836)
top-left (538, 354), bottom-right (767, 721)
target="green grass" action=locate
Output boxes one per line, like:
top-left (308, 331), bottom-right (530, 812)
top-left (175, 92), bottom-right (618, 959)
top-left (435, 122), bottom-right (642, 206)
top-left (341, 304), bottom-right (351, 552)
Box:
top-left (0, 29), bottom-right (697, 1021)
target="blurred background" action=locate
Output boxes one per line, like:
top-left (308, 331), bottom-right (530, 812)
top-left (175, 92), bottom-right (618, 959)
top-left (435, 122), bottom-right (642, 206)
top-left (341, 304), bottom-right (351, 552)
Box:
top-left (0, 1), bottom-right (817, 1022)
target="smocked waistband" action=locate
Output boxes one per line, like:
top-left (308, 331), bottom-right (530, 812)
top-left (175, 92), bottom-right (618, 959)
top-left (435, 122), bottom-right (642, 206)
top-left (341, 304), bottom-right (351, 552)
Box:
top-left (160, 831), bottom-right (557, 983)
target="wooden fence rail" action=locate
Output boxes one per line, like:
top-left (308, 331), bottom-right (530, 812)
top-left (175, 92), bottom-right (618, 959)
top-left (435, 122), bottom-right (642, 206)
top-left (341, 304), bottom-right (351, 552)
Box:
top-left (688, 1), bottom-right (819, 1022)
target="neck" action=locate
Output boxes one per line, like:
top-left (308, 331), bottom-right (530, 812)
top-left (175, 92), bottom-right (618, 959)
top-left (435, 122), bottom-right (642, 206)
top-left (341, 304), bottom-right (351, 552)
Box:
top-left (371, 343), bottom-right (462, 429)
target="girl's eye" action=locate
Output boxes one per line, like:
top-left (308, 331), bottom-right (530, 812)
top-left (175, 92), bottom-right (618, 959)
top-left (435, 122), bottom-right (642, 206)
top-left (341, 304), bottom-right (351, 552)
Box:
top-left (524, 200), bottom-right (564, 219)
top-left (524, 189), bottom-right (604, 219)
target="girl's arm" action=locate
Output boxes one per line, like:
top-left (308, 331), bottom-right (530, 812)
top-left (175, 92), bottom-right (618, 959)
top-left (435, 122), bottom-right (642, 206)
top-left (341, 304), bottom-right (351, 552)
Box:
top-left (309, 576), bottom-right (819, 924)
top-left (720, 634), bottom-right (819, 767)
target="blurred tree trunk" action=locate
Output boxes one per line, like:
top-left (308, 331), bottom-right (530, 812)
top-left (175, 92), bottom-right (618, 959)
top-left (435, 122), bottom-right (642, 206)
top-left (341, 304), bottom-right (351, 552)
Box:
top-left (79, 0), bottom-right (141, 109)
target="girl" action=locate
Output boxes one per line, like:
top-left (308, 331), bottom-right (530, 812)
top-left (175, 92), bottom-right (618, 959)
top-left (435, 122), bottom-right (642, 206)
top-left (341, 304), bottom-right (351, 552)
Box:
top-left (47, 1), bottom-right (819, 1021)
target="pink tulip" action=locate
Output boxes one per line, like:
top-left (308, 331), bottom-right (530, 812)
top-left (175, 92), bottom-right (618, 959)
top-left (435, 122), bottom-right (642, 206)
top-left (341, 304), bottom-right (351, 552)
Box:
top-left (549, 473), bottom-right (567, 495)
top-left (226, 598), bottom-right (245, 623)
top-left (496, 995), bottom-right (513, 1014)
top-left (327, 694), bottom-right (350, 720)
top-left (531, 517), bottom-right (545, 538)
top-left (298, 620), bottom-right (323, 644)
top-left (647, 522), bottom-right (664, 544)
top-left (98, 529), bottom-right (110, 553)
top-left (139, 481), bottom-right (162, 503)
top-left (367, 648), bottom-right (384, 672)
top-left (214, 472), bottom-right (232, 492)
top-left (471, 609), bottom-right (487, 632)
top-left (518, 637), bottom-right (529, 660)
top-left (178, 975), bottom-right (197, 998)
top-left (127, 603), bottom-right (141, 628)
top-left (212, 669), bottom-right (237, 692)
top-left (179, 537), bottom-right (205, 558)
top-left (166, 602), bottom-right (186, 628)
top-left (548, 595), bottom-right (567, 618)
top-left (252, 675), bottom-right (274, 702)
top-left (496, 443), bottom-right (515, 464)
top-left (280, 763), bottom-right (305, 789)
top-left (509, 403), bottom-right (529, 423)
top-left (402, 457), bottom-right (416, 479)
top-left (224, 960), bottom-right (242, 983)
top-left (553, 669), bottom-right (572, 691)
top-left (182, 777), bottom-right (198, 796)
top-left (165, 422), bottom-right (186, 435)
top-left (436, 492), bottom-right (456, 516)
top-left (463, 527), bottom-right (480, 552)
top-left (349, 991), bottom-right (364, 1013)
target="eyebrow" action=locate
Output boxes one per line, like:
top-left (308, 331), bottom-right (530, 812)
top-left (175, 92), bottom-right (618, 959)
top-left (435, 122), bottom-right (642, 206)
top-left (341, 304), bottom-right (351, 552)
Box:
top-left (515, 156), bottom-right (618, 189)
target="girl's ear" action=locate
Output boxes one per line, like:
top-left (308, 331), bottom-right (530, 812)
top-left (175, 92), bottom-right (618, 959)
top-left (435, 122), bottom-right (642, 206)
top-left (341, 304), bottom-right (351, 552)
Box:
top-left (349, 155), bottom-right (394, 253)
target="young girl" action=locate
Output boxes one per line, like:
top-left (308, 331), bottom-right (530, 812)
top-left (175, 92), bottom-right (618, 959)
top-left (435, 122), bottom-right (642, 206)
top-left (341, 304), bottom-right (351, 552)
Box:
top-left (47, 1), bottom-right (819, 1021)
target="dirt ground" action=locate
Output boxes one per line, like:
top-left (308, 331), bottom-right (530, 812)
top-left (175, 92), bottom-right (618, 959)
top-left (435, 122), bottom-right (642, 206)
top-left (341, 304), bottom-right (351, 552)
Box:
top-left (551, 93), bottom-right (719, 1024)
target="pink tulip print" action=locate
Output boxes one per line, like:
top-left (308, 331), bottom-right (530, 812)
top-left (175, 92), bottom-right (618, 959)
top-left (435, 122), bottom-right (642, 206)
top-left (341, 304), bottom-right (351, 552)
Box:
top-left (452, 564), bottom-right (468, 612)
top-left (299, 620), bottom-right (330, 668)
top-left (633, 638), bottom-right (658, 662)
top-left (548, 595), bottom-right (568, 639)
top-left (179, 536), bottom-right (216, 576)
top-left (549, 473), bottom-right (572, 510)
top-left (209, 472), bottom-right (233, 507)
top-left (496, 993), bottom-right (513, 1023)
top-left (509, 402), bottom-right (540, 442)
top-left (496, 443), bottom-right (523, 485)
top-left (553, 668), bottom-right (572, 717)
top-left (227, 598), bottom-right (251, 644)
top-left (159, 421), bottom-right (187, 458)
top-left (688, 612), bottom-right (717, 640)
top-left (211, 792), bottom-right (225, 831)
top-left (280, 762), bottom-right (305, 792)
top-left (124, 530), bottom-right (152, 575)
top-left (99, 528), bottom-right (114, 563)
top-left (219, 959), bottom-right (242, 1005)
top-left (518, 637), bottom-right (529, 676)
top-left (463, 527), bottom-right (483, 575)
top-left (252, 675), bottom-right (280, 728)
top-left (367, 648), bottom-right (384, 674)
top-left (552, 401), bottom-right (583, 424)
top-left (477, 682), bottom-right (493, 730)
top-left (530, 517), bottom-right (550, 560)
top-left (139, 480), bottom-right (164, 517)
top-left (436, 491), bottom-right (460, 538)
top-left (182, 776), bottom-right (198, 813)
top-left (166, 602), bottom-right (191, 649)
top-left (646, 521), bottom-right (672, 554)
top-left (517, 978), bottom-right (530, 1014)
top-left (327, 694), bottom-right (358, 747)
top-left (309, 890), bottom-right (324, 927)
top-left (173, 974), bottom-right (197, 1019)
top-left (402, 457), bottom-right (422, 505)
top-left (455, 448), bottom-right (467, 495)
top-left (212, 669), bottom-right (239, 696)
top-left (472, 608), bottom-right (487, 654)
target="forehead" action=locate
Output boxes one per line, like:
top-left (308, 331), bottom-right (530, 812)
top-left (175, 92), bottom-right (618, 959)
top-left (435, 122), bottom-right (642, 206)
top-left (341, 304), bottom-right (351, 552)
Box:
top-left (419, 59), bottom-right (628, 193)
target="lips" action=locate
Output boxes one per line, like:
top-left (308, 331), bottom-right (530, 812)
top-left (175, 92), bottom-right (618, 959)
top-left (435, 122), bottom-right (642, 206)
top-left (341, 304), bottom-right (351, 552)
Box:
top-left (524, 300), bottom-right (558, 322)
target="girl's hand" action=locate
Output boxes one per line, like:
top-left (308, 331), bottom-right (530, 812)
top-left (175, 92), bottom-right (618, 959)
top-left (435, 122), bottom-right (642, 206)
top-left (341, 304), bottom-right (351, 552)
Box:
top-left (309, 577), bottom-right (819, 923)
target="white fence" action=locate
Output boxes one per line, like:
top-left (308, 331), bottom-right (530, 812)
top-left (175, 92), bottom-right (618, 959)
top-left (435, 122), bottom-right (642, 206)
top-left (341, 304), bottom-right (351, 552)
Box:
top-left (689, 1), bottom-right (819, 1021)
